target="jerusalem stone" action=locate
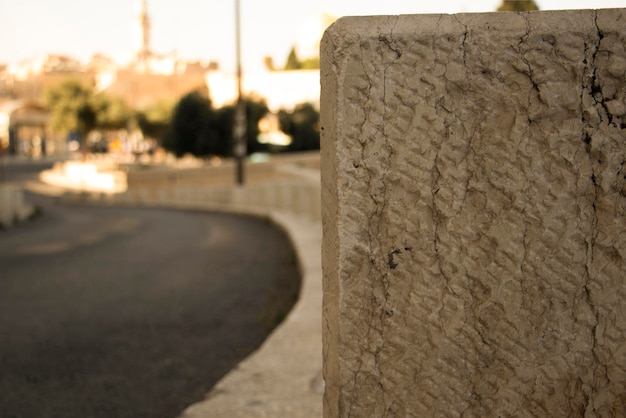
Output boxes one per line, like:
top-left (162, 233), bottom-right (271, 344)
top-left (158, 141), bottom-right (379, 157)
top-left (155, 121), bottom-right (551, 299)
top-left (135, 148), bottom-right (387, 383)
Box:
top-left (320, 9), bottom-right (626, 418)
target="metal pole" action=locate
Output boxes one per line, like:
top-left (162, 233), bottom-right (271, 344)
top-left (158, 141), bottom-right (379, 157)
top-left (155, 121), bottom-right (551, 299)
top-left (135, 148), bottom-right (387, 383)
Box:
top-left (233, 0), bottom-right (246, 185)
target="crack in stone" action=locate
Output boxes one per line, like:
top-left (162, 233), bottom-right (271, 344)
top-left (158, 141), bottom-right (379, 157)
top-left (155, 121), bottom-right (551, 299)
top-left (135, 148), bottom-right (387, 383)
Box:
top-left (590, 27), bottom-right (611, 127)
top-left (373, 18), bottom-right (402, 413)
top-left (518, 14), bottom-right (539, 93)
top-left (580, 12), bottom-right (603, 411)
top-left (453, 15), bottom-right (468, 68)
top-left (378, 17), bottom-right (402, 60)
top-left (431, 15), bottom-right (475, 335)
top-left (349, 19), bottom-right (404, 414)
top-left (517, 12), bottom-right (541, 171)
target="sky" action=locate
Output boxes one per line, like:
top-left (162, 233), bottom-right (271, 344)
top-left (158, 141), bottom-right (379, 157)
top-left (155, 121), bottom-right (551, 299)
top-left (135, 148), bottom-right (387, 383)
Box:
top-left (1, 0), bottom-right (625, 73)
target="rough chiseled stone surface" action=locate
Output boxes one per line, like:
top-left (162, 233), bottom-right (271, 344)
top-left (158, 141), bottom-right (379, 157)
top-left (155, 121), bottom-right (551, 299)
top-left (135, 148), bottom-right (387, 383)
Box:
top-left (321, 9), bottom-right (626, 418)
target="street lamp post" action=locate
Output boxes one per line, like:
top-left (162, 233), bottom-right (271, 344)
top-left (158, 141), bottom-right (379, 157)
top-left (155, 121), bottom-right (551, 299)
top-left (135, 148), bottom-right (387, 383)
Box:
top-left (233, 0), bottom-right (246, 185)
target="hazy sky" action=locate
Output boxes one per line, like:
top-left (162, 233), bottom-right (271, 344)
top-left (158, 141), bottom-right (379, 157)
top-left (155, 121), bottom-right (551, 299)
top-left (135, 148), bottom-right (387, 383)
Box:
top-left (1, 0), bottom-right (624, 72)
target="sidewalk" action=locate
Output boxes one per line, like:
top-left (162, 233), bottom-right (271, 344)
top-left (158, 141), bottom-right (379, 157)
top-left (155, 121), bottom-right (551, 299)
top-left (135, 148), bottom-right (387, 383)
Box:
top-left (178, 213), bottom-right (323, 418)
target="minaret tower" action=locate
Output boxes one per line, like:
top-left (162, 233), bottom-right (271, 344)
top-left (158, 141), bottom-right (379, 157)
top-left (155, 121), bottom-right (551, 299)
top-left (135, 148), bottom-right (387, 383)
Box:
top-left (136, 0), bottom-right (151, 68)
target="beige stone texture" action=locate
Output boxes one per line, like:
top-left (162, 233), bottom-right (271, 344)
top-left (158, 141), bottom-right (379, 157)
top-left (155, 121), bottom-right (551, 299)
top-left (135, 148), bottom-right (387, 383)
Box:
top-left (321, 9), bottom-right (626, 418)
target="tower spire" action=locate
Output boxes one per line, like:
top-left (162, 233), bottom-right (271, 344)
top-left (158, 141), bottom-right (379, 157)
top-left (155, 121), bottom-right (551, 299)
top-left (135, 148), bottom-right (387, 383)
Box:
top-left (137, 0), bottom-right (151, 67)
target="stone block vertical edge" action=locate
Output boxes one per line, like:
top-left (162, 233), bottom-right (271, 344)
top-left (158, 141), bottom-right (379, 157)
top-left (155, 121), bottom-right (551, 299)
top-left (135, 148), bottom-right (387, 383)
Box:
top-left (321, 16), bottom-right (408, 417)
top-left (320, 17), bottom-right (341, 418)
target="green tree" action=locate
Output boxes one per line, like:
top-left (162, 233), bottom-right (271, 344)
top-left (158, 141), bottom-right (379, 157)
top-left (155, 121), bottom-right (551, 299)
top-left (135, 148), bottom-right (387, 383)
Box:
top-left (44, 79), bottom-right (97, 146)
top-left (284, 47), bottom-right (301, 70)
top-left (212, 106), bottom-right (235, 157)
top-left (300, 57), bottom-right (320, 70)
top-left (92, 94), bottom-right (131, 131)
top-left (497, 0), bottom-right (539, 11)
top-left (162, 91), bottom-right (215, 158)
top-left (213, 97), bottom-right (270, 156)
top-left (278, 103), bottom-right (320, 152)
top-left (283, 46), bottom-right (320, 70)
top-left (45, 80), bottom-right (133, 153)
top-left (163, 91), bottom-right (270, 158)
top-left (135, 100), bottom-right (174, 142)
top-left (244, 98), bottom-right (269, 154)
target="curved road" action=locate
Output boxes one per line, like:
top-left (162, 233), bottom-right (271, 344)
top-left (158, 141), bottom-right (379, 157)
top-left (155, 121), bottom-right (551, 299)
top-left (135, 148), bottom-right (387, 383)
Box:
top-left (0, 185), bottom-right (301, 417)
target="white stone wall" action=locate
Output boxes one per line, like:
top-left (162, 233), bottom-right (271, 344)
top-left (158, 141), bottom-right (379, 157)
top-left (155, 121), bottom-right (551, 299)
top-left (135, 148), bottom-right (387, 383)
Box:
top-left (206, 70), bottom-right (320, 112)
top-left (321, 9), bottom-right (626, 417)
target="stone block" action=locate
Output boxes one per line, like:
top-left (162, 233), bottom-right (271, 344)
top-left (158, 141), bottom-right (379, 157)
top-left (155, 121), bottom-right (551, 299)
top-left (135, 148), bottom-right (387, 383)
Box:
top-left (321, 9), bottom-right (626, 417)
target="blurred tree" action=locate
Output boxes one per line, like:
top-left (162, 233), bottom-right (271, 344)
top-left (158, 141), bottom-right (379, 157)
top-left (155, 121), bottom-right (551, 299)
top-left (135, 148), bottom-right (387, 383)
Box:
top-left (135, 100), bottom-right (174, 142)
top-left (212, 106), bottom-right (235, 157)
top-left (300, 57), bottom-right (320, 70)
top-left (283, 46), bottom-right (319, 70)
top-left (44, 79), bottom-right (97, 147)
top-left (284, 47), bottom-right (301, 70)
top-left (278, 103), bottom-right (320, 152)
top-left (162, 91), bottom-right (215, 158)
top-left (213, 97), bottom-right (270, 156)
top-left (160, 90), bottom-right (270, 159)
top-left (45, 81), bottom-right (136, 154)
top-left (245, 98), bottom-right (270, 154)
top-left (263, 56), bottom-right (276, 71)
top-left (283, 46), bottom-right (320, 70)
top-left (92, 94), bottom-right (131, 131)
top-left (497, 0), bottom-right (539, 11)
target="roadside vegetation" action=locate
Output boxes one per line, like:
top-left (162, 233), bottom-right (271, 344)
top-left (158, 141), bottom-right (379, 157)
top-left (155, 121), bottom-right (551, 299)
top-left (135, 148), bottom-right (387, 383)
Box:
top-left (43, 79), bottom-right (319, 160)
top-left (496, 0), bottom-right (539, 11)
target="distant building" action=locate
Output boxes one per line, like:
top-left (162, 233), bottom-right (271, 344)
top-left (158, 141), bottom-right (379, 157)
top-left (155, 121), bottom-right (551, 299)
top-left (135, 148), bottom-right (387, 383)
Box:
top-left (0, 100), bottom-right (62, 157)
top-left (128, 0), bottom-right (178, 75)
top-left (0, 0), bottom-right (327, 155)
top-left (206, 69), bottom-right (320, 112)
top-left (135, 0), bottom-right (153, 70)
top-left (205, 13), bottom-right (332, 112)
top-left (103, 68), bottom-right (208, 109)
top-left (0, 0), bottom-right (211, 111)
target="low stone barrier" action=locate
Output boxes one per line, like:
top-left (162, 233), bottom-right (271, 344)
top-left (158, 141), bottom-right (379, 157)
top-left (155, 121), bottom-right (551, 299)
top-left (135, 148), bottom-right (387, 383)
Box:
top-left (321, 9), bottom-right (626, 417)
top-left (76, 164), bottom-right (321, 222)
top-left (40, 161), bottom-right (127, 193)
top-left (0, 184), bottom-right (34, 227)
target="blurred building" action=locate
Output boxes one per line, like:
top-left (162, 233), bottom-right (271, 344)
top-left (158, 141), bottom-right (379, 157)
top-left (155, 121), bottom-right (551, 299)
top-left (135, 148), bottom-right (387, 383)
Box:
top-left (0, 55), bottom-right (95, 103)
top-left (0, 1), bottom-right (213, 156)
top-left (102, 0), bottom-right (212, 108)
top-left (206, 69), bottom-right (320, 112)
top-left (0, 1), bottom-right (328, 155)
top-left (0, 100), bottom-right (64, 157)
top-left (205, 13), bottom-right (333, 112)
top-left (0, 0), bottom-right (212, 111)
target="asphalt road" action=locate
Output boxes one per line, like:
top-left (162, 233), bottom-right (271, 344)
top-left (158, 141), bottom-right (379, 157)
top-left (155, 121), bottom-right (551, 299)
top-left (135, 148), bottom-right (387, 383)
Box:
top-left (0, 188), bottom-right (301, 417)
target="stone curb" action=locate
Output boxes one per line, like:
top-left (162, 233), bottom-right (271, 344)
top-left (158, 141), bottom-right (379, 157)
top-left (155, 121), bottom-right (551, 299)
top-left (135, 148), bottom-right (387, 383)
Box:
top-left (178, 212), bottom-right (323, 418)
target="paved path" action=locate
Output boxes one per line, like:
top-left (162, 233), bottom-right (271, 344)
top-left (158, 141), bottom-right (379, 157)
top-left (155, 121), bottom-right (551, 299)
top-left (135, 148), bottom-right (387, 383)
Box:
top-left (0, 194), bottom-right (301, 418)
